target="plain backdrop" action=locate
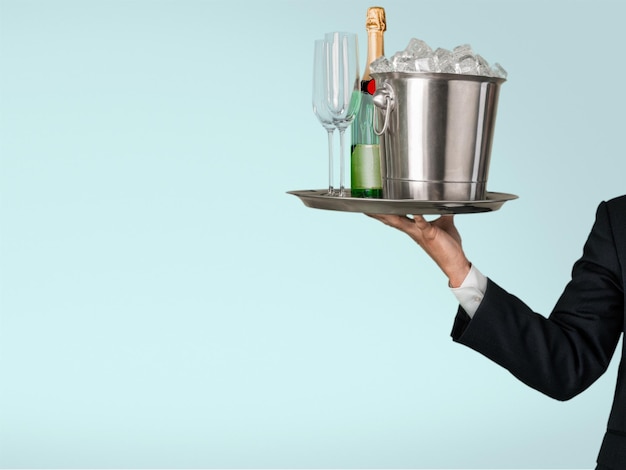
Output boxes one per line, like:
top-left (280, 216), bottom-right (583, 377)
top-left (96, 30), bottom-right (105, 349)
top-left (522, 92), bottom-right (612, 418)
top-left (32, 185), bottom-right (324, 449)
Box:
top-left (2, 0), bottom-right (626, 468)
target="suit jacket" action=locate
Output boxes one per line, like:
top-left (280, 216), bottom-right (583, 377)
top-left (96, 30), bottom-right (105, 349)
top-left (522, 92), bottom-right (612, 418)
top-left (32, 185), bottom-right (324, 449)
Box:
top-left (451, 195), bottom-right (626, 469)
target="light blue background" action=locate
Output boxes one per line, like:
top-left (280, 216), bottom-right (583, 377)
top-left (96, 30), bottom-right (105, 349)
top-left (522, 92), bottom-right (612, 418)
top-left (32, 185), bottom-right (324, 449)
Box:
top-left (1, 0), bottom-right (625, 468)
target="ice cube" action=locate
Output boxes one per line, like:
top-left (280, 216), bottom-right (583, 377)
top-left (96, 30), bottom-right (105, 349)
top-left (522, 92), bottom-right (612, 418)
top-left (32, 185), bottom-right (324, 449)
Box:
top-left (452, 44), bottom-right (474, 62)
top-left (405, 38), bottom-right (433, 58)
top-left (490, 62), bottom-right (508, 78)
top-left (475, 55), bottom-right (491, 76)
top-left (370, 56), bottom-right (393, 73)
top-left (455, 56), bottom-right (479, 75)
top-left (416, 56), bottom-right (436, 72)
top-left (391, 52), bottom-right (417, 72)
top-left (433, 48), bottom-right (455, 73)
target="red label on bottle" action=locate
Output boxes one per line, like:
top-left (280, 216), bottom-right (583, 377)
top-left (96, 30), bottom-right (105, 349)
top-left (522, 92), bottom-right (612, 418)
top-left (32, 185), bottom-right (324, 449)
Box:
top-left (367, 79), bottom-right (376, 95)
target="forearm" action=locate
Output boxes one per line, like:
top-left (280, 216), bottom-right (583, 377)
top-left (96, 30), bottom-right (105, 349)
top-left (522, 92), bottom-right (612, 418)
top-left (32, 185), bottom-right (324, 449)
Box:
top-left (452, 278), bottom-right (620, 400)
top-left (449, 202), bottom-right (624, 400)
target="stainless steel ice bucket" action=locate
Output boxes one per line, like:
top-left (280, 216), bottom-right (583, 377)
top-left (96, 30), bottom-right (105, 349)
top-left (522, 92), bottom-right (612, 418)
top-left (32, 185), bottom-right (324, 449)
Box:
top-left (371, 72), bottom-right (505, 200)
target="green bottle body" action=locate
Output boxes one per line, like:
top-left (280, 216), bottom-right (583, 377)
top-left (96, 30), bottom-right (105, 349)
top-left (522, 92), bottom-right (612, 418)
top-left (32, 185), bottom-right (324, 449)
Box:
top-left (351, 81), bottom-right (382, 198)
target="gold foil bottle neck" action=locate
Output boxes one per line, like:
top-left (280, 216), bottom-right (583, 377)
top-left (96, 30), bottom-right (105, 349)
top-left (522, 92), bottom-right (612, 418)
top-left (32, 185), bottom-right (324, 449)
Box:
top-left (366, 6), bottom-right (386, 32)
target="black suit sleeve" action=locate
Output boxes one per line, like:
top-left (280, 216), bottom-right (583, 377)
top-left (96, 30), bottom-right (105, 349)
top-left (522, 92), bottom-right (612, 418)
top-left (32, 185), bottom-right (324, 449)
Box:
top-left (451, 201), bottom-right (624, 401)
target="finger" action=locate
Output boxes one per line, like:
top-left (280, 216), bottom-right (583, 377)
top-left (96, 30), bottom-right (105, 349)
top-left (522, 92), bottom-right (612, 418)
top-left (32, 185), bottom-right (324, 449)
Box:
top-left (412, 214), bottom-right (430, 230)
top-left (411, 215), bottom-right (439, 237)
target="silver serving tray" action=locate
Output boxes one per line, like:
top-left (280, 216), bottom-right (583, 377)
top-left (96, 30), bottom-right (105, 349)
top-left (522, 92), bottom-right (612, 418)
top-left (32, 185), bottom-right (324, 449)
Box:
top-left (288, 190), bottom-right (518, 215)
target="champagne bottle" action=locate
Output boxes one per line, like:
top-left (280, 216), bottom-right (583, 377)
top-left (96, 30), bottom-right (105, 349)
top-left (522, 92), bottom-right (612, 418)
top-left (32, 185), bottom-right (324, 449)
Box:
top-left (350, 6), bottom-right (386, 198)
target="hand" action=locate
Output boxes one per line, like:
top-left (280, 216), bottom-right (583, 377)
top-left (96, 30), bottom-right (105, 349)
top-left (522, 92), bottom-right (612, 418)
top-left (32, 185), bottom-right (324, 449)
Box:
top-left (367, 213), bottom-right (471, 287)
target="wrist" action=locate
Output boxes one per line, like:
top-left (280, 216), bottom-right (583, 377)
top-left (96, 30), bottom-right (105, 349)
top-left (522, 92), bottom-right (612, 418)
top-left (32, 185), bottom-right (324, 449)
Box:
top-left (446, 260), bottom-right (471, 288)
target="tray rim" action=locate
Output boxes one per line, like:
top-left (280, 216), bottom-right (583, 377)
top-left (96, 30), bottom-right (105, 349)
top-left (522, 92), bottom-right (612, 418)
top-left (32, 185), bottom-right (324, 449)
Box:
top-left (287, 189), bottom-right (518, 215)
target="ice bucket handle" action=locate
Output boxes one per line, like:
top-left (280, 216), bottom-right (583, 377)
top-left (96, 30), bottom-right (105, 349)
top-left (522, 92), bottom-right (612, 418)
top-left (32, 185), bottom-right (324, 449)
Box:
top-left (373, 82), bottom-right (395, 136)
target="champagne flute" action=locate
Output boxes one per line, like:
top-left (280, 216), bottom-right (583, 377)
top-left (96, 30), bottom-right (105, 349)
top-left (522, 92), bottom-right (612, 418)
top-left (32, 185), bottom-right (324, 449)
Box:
top-left (312, 39), bottom-right (336, 195)
top-left (324, 31), bottom-right (361, 196)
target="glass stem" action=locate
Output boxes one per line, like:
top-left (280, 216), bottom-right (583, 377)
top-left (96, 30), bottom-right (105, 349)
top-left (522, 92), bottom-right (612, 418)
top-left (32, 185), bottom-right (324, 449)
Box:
top-left (327, 129), bottom-right (334, 195)
top-left (339, 129), bottom-right (346, 196)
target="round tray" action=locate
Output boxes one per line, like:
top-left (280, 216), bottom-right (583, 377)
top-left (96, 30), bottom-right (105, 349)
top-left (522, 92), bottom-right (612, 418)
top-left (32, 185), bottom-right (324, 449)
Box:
top-left (288, 189), bottom-right (518, 215)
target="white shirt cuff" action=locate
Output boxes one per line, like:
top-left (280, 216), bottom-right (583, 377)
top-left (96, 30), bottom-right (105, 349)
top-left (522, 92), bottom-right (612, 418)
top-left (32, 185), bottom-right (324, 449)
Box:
top-left (450, 264), bottom-right (487, 318)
